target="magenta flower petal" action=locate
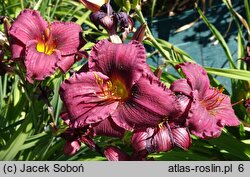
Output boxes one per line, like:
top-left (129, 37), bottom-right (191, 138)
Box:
top-left (10, 39), bottom-right (25, 59)
top-left (51, 22), bottom-right (83, 55)
top-left (170, 78), bottom-right (192, 97)
top-left (89, 40), bottom-right (147, 87)
top-left (187, 91), bottom-right (222, 138)
top-left (172, 127), bottom-right (191, 150)
top-left (92, 117), bottom-right (125, 138)
top-left (25, 40), bottom-right (61, 82)
top-left (204, 88), bottom-right (240, 126)
top-left (170, 94), bottom-right (191, 125)
top-left (176, 62), bottom-right (210, 98)
top-left (59, 71), bottom-right (119, 128)
top-left (104, 146), bottom-right (130, 161)
top-left (153, 126), bottom-right (174, 152)
top-left (187, 89), bottom-right (240, 139)
top-left (56, 54), bottom-right (75, 72)
top-left (131, 128), bottom-right (154, 153)
top-left (63, 140), bottom-right (81, 156)
top-left (112, 73), bottom-right (179, 130)
top-left (9, 9), bottom-right (47, 44)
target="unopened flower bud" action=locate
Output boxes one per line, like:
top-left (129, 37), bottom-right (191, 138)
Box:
top-left (131, 126), bottom-right (174, 153)
top-left (153, 66), bottom-right (162, 79)
top-left (104, 146), bottom-right (130, 161)
top-left (172, 127), bottom-right (192, 150)
top-left (132, 23), bottom-right (146, 42)
top-left (78, 0), bottom-right (109, 12)
top-left (131, 128), bottom-right (152, 153)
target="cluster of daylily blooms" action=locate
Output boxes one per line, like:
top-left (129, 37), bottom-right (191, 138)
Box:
top-left (2, 0), bottom-right (240, 161)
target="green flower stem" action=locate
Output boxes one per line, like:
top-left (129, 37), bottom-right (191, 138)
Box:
top-left (147, 36), bottom-right (172, 61)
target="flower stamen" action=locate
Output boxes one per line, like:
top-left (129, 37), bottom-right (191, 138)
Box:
top-left (94, 73), bottom-right (129, 101)
top-left (201, 88), bottom-right (226, 116)
top-left (36, 26), bottom-right (56, 55)
top-left (158, 117), bottom-right (168, 129)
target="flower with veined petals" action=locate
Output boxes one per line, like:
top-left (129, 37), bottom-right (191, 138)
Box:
top-left (59, 39), bottom-right (180, 131)
top-left (78, 0), bottom-right (109, 12)
top-left (131, 124), bottom-right (191, 154)
top-left (9, 9), bottom-right (84, 83)
top-left (170, 62), bottom-right (240, 139)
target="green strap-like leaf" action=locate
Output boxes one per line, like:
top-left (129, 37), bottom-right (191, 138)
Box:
top-left (0, 115), bottom-right (33, 160)
top-left (205, 67), bottom-right (250, 81)
top-left (196, 4), bottom-right (237, 69)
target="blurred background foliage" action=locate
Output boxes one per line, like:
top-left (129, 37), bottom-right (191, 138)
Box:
top-left (0, 0), bottom-right (250, 160)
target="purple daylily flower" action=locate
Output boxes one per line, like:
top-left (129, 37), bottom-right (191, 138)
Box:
top-left (60, 39), bottom-right (180, 131)
top-left (9, 9), bottom-right (83, 83)
top-left (170, 62), bottom-right (240, 139)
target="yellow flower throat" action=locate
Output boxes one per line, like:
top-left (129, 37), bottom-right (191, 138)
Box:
top-left (94, 73), bottom-right (129, 101)
top-left (36, 27), bottom-right (56, 55)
